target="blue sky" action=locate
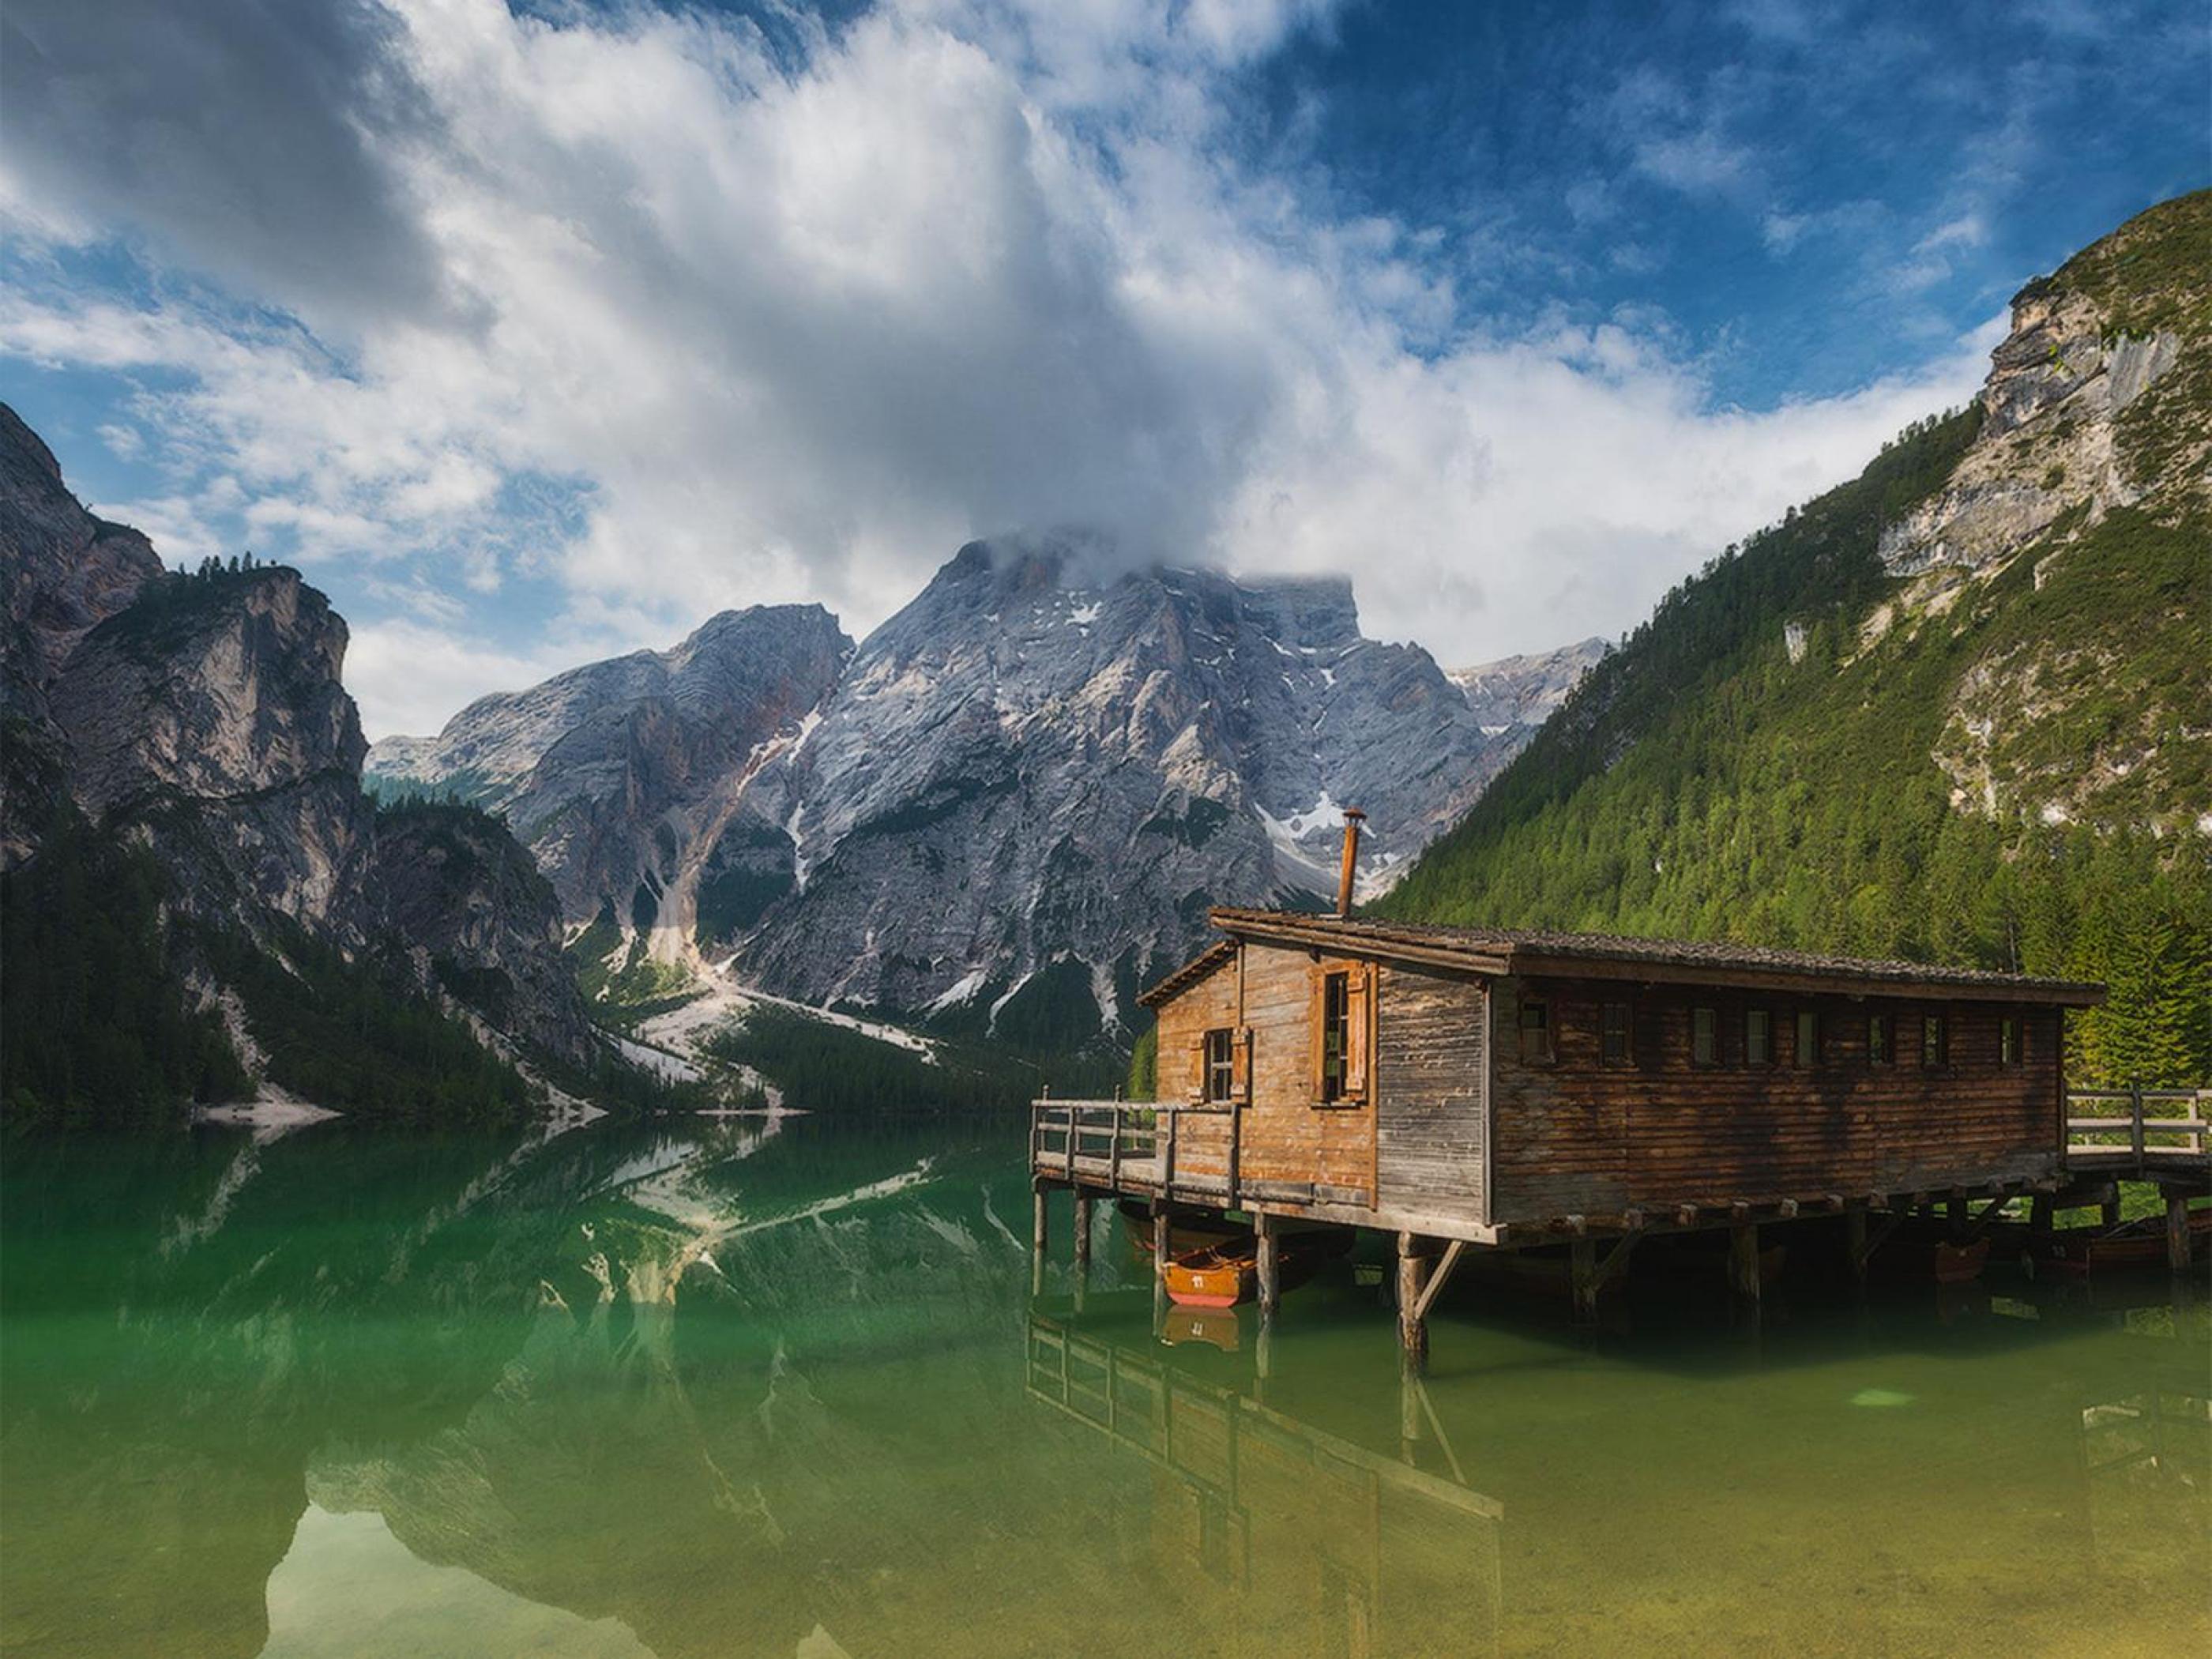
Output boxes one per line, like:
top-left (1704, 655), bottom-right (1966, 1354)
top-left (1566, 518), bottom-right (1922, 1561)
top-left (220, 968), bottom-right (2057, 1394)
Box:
top-left (2, 0), bottom-right (2203, 736)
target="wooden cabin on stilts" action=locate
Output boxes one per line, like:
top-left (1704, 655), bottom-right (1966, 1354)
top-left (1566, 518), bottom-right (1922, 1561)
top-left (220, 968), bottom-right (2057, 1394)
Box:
top-left (1031, 812), bottom-right (2142, 1368)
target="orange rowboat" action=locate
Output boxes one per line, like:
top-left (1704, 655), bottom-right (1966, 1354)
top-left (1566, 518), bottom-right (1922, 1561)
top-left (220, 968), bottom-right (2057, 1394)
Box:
top-left (1162, 1230), bottom-right (1351, 1309)
top-left (1164, 1242), bottom-right (1255, 1308)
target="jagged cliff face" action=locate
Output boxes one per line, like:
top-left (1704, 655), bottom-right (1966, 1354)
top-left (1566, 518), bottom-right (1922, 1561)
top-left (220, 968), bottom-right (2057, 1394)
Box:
top-left (732, 538), bottom-right (1512, 1026)
top-left (375, 536), bottom-right (1538, 1036)
top-left (1451, 638), bottom-right (1608, 734)
top-left (367, 604), bottom-right (852, 951)
top-left (1872, 190), bottom-right (2210, 835)
top-left (0, 404), bottom-right (163, 708)
top-left (370, 804), bottom-right (592, 1061)
top-left (0, 403), bottom-right (594, 1068)
top-left (50, 570), bottom-right (374, 930)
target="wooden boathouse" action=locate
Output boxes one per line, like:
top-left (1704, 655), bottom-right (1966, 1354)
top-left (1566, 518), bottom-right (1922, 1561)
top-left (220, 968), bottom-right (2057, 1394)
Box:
top-left (1025, 819), bottom-right (2184, 1360)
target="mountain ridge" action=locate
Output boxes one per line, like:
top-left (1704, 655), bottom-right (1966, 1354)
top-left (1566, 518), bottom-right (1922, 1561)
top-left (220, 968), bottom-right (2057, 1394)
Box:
top-left (1379, 190), bottom-right (2211, 1085)
top-left (371, 533), bottom-right (1602, 1042)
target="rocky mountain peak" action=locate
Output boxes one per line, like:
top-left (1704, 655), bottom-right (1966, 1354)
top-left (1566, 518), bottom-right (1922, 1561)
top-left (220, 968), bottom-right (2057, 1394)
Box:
top-left (1450, 638), bottom-right (1609, 734)
top-left (1879, 190), bottom-right (2207, 581)
top-left (1, 401), bottom-right (164, 705)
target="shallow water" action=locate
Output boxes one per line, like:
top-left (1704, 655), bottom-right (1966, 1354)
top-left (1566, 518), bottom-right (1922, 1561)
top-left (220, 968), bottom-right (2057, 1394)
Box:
top-left (2, 1112), bottom-right (2204, 1658)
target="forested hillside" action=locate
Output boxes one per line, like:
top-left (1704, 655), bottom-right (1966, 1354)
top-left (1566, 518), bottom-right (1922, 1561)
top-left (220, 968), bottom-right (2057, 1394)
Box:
top-left (1382, 193), bottom-right (2210, 1085)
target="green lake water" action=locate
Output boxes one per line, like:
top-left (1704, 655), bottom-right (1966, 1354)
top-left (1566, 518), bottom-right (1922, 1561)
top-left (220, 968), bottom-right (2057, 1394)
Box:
top-left (2, 1112), bottom-right (2205, 1657)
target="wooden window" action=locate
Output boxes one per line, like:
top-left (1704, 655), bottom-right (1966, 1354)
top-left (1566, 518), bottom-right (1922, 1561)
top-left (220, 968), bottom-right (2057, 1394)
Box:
top-left (1746, 1008), bottom-right (1773, 1066)
top-left (1868, 1012), bottom-right (1892, 1066)
top-left (1601, 1001), bottom-right (1634, 1065)
top-left (1793, 1009), bottom-right (1819, 1067)
top-left (1920, 1011), bottom-right (1947, 1069)
top-left (1518, 996), bottom-right (1553, 1064)
top-left (1314, 966), bottom-right (1371, 1104)
top-left (1692, 1006), bottom-right (1719, 1066)
top-left (1203, 1028), bottom-right (1236, 1103)
top-left (1999, 1014), bottom-right (2021, 1066)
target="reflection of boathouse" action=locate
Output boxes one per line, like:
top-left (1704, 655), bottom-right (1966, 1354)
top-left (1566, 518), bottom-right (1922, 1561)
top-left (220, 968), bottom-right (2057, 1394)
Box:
top-left (1025, 1312), bottom-right (1503, 1657)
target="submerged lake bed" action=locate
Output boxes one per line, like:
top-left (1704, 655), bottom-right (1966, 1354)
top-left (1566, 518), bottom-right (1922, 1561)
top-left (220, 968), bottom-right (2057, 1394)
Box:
top-left (2, 1113), bottom-right (2204, 1658)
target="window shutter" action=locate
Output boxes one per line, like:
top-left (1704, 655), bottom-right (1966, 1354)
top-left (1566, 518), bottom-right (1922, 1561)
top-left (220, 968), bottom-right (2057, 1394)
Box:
top-left (1309, 966), bottom-right (1327, 1099)
top-left (1344, 963), bottom-right (1374, 1100)
top-left (1232, 1027), bottom-right (1253, 1103)
top-left (1186, 1033), bottom-right (1206, 1103)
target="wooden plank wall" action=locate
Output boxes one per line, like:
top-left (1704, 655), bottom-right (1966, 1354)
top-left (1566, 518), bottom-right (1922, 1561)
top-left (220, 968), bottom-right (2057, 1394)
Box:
top-left (1375, 963), bottom-right (1488, 1226)
top-left (1488, 975), bottom-right (2064, 1221)
top-left (1238, 942), bottom-right (1376, 1202)
top-left (1153, 952), bottom-right (1237, 1183)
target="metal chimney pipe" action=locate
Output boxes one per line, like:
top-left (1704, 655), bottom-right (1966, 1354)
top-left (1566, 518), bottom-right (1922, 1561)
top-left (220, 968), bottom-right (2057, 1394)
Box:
top-left (1336, 807), bottom-right (1366, 918)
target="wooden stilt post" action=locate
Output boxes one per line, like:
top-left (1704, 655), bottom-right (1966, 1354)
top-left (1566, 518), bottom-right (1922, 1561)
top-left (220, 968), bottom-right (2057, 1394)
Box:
top-left (2101, 1184), bottom-right (2122, 1231)
top-left (1030, 1181), bottom-right (1048, 1298)
top-left (1073, 1193), bottom-right (1093, 1273)
top-left (1397, 1231), bottom-right (1431, 1374)
top-left (2030, 1192), bottom-right (2055, 1243)
top-left (1729, 1221), bottom-right (1762, 1310)
top-left (1846, 1206), bottom-right (1868, 1288)
top-left (2168, 1193), bottom-right (2194, 1272)
top-left (1255, 1213), bottom-right (1281, 1319)
top-left (1946, 1188), bottom-right (1967, 1237)
top-left (1571, 1237), bottom-right (1599, 1325)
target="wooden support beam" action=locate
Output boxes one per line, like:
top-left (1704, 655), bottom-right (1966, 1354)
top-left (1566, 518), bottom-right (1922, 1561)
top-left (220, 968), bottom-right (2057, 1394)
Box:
top-left (1153, 1206), bottom-right (1171, 1280)
top-left (1033, 1183), bottom-right (1049, 1255)
top-left (1255, 1213), bottom-right (1281, 1318)
top-left (1397, 1232), bottom-right (1433, 1375)
top-left (1729, 1221), bottom-right (1762, 1307)
top-left (1073, 1193), bottom-right (1093, 1273)
top-left (1846, 1206), bottom-right (1868, 1286)
top-left (1571, 1239), bottom-right (1599, 1325)
top-left (1410, 1239), bottom-right (1467, 1325)
top-left (2030, 1193), bottom-right (2055, 1241)
top-left (2169, 1194), bottom-right (2195, 1273)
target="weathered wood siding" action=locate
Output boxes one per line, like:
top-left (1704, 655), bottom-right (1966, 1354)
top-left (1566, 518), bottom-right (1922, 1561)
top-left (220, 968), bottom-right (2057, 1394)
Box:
top-left (1375, 963), bottom-right (1488, 1226)
top-left (1488, 975), bottom-right (2064, 1222)
top-left (1153, 950), bottom-right (1237, 1187)
top-left (1236, 942), bottom-right (1376, 1203)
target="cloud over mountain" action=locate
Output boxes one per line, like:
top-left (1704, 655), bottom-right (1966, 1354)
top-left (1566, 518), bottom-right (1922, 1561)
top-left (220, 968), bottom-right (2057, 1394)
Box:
top-left (5, 0), bottom-right (2182, 737)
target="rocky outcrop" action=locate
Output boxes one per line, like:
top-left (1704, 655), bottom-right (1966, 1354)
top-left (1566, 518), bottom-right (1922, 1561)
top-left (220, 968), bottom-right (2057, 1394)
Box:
top-left (1872, 190), bottom-right (2210, 837)
top-left (373, 532), bottom-right (1560, 1039)
top-left (1450, 638), bottom-right (1608, 733)
top-left (371, 803), bottom-right (595, 1061)
top-left (0, 404), bottom-right (596, 1070)
top-left (730, 536), bottom-right (1514, 1032)
top-left (1879, 198), bottom-right (2205, 581)
top-left (49, 569), bottom-right (373, 929)
top-left (0, 403), bottom-right (163, 709)
top-left (367, 604), bottom-right (852, 945)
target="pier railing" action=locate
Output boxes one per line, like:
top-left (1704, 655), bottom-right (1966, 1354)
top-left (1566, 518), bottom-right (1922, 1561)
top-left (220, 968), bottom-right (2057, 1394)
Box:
top-left (1029, 1099), bottom-right (1179, 1190)
top-left (2064, 1085), bottom-right (2210, 1172)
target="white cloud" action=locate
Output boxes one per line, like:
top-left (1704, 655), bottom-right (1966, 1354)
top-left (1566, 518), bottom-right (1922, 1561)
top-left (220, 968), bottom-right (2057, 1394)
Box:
top-left (342, 618), bottom-right (625, 740)
top-left (1, 0), bottom-right (1999, 736)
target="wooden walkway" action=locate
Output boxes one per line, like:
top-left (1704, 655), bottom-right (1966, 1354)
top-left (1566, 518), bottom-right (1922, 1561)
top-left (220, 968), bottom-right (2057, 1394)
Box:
top-left (2063, 1087), bottom-right (2210, 1183)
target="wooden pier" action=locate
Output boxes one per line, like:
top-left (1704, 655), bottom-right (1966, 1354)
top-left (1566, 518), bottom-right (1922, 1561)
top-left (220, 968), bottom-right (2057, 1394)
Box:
top-left (1029, 903), bottom-right (2205, 1364)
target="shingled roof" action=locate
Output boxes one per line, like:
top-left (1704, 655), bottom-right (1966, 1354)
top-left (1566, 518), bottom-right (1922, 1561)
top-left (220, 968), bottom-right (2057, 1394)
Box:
top-left (1138, 907), bottom-right (2104, 1006)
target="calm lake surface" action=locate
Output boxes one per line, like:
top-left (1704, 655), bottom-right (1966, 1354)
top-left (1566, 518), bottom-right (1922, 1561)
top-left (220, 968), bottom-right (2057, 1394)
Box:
top-left (2, 1112), bottom-right (2205, 1658)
